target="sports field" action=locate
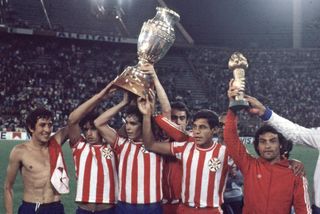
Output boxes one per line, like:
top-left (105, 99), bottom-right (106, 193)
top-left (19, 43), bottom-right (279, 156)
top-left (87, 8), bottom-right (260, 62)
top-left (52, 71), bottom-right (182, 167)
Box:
top-left (0, 140), bottom-right (318, 213)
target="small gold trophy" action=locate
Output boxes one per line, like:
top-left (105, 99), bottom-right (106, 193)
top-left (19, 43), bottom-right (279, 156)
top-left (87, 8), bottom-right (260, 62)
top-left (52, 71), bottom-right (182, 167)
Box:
top-left (228, 52), bottom-right (249, 111)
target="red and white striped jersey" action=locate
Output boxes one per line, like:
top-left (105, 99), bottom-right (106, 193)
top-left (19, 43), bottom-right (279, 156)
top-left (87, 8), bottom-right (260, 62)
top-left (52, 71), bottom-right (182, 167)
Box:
top-left (170, 141), bottom-right (229, 208)
top-left (113, 136), bottom-right (163, 204)
top-left (71, 137), bottom-right (118, 204)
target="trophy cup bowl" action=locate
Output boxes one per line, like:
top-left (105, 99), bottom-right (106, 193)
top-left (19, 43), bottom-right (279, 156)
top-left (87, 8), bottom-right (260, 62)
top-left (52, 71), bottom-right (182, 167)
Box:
top-left (228, 52), bottom-right (249, 111)
top-left (113, 7), bottom-right (180, 97)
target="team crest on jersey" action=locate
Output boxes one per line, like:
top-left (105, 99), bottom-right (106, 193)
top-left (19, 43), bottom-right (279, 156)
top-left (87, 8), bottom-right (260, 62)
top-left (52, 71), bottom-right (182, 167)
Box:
top-left (102, 147), bottom-right (113, 159)
top-left (208, 158), bottom-right (221, 172)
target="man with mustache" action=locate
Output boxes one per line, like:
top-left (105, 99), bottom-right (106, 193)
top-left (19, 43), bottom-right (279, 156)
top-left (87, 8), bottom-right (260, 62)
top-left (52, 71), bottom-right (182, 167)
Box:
top-left (224, 83), bottom-right (311, 213)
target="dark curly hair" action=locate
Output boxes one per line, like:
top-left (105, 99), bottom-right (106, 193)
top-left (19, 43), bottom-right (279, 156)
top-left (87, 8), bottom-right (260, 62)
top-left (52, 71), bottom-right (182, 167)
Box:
top-left (254, 125), bottom-right (293, 158)
top-left (79, 112), bottom-right (100, 129)
top-left (25, 108), bottom-right (53, 137)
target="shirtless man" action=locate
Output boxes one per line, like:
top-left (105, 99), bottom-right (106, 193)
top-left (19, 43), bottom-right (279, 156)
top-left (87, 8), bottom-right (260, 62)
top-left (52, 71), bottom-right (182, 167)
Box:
top-left (4, 108), bottom-right (69, 214)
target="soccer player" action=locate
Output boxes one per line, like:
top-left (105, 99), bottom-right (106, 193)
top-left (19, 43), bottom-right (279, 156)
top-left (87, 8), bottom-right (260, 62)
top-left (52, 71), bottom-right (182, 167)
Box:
top-left (94, 63), bottom-right (170, 214)
top-left (138, 91), bottom-right (229, 214)
top-left (4, 108), bottom-right (69, 214)
top-left (67, 81), bottom-right (118, 213)
top-left (162, 101), bottom-right (190, 214)
top-left (218, 112), bottom-right (244, 214)
top-left (244, 94), bottom-right (320, 214)
top-left (224, 84), bottom-right (312, 213)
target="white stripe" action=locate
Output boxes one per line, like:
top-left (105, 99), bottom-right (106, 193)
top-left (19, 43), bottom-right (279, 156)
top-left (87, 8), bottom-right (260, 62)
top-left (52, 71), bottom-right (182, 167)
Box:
top-left (150, 153), bottom-right (158, 203)
top-left (88, 147), bottom-right (98, 201)
top-left (188, 146), bottom-right (199, 206)
top-left (302, 176), bottom-right (312, 214)
top-left (137, 148), bottom-right (145, 203)
top-left (199, 150), bottom-right (213, 207)
top-left (213, 146), bottom-right (226, 207)
top-left (125, 144), bottom-right (134, 203)
top-left (75, 144), bottom-right (90, 201)
top-left (101, 147), bottom-right (110, 202)
top-left (181, 143), bottom-right (191, 203)
top-left (118, 141), bottom-right (130, 202)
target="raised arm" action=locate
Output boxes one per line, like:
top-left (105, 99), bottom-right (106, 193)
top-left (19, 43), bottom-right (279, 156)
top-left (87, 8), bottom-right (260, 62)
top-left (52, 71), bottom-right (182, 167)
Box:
top-left (224, 80), bottom-right (254, 172)
top-left (141, 63), bottom-right (171, 119)
top-left (4, 146), bottom-right (22, 214)
top-left (53, 126), bottom-right (69, 145)
top-left (68, 81), bottom-right (114, 145)
top-left (245, 94), bottom-right (320, 149)
top-left (137, 90), bottom-right (172, 155)
top-left (94, 91), bottom-right (129, 146)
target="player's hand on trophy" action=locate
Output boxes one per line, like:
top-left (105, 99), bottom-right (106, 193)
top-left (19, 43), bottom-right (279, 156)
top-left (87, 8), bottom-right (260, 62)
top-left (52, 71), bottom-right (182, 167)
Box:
top-left (98, 80), bottom-right (116, 98)
top-left (137, 89), bottom-right (155, 116)
top-left (243, 95), bottom-right (266, 116)
top-left (120, 90), bottom-right (130, 106)
top-left (227, 79), bottom-right (241, 101)
top-left (140, 63), bottom-right (157, 79)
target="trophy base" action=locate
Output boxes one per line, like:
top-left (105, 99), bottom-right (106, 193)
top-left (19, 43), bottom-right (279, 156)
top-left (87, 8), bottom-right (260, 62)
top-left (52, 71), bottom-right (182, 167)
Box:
top-left (113, 65), bottom-right (154, 97)
top-left (229, 100), bottom-right (250, 112)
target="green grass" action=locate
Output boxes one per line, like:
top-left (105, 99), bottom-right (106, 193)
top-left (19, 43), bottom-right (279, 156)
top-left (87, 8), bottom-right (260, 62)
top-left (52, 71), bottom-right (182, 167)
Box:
top-left (0, 141), bottom-right (318, 213)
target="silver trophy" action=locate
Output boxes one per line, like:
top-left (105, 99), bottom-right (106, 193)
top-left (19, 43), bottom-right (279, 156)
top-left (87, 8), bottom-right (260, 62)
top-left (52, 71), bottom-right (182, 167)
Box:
top-left (228, 52), bottom-right (249, 111)
top-left (113, 7), bottom-right (180, 97)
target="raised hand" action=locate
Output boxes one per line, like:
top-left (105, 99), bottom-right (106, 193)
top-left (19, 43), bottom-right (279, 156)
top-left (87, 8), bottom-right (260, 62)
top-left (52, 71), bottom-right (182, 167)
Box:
top-left (227, 79), bottom-right (242, 101)
top-left (137, 89), bottom-right (155, 116)
top-left (244, 95), bottom-right (266, 116)
top-left (98, 80), bottom-right (117, 98)
top-left (140, 63), bottom-right (156, 78)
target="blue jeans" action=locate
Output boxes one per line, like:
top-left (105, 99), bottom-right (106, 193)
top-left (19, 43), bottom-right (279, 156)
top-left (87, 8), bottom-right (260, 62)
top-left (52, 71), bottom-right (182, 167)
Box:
top-left (115, 201), bottom-right (162, 214)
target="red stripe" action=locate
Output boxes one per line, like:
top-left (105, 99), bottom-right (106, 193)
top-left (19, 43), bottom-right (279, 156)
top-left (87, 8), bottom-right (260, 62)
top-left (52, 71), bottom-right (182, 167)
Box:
top-left (73, 142), bottom-right (86, 178)
top-left (106, 150), bottom-right (116, 203)
top-left (144, 153), bottom-right (151, 203)
top-left (120, 143), bottom-right (131, 202)
top-left (218, 151), bottom-right (229, 206)
top-left (207, 144), bottom-right (220, 206)
top-left (131, 145), bottom-right (140, 203)
top-left (82, 149), bottom-right (93, 202)
top-left (155, 154), bottom-right (162, 201)
top-left (194, 150), bottom-right (206, 207)
top-left (184, 146), bottom-right (194, 203)
top-left (95, 147), bottom-right (104, 203)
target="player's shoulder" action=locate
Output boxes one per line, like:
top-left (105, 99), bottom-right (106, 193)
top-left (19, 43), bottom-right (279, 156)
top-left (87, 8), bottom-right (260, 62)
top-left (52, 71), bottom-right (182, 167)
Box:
top-left (10, 142), bottom-right (29, 158)
top-left (13, 142), bottom-right (28, 151)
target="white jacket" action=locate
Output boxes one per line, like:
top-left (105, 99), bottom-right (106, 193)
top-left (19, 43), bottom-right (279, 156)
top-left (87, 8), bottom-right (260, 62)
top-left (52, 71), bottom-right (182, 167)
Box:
top-left (265, 110), bottom-right (320, 207)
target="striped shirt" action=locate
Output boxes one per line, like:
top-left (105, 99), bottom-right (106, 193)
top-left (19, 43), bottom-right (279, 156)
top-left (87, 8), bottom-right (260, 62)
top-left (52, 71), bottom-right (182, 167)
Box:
top-left (114, 136), bottom-right (163, 204)
top-left (171, 141), bottom-right (229, 208)
top-left (71, 137), bottom-right (118, 203)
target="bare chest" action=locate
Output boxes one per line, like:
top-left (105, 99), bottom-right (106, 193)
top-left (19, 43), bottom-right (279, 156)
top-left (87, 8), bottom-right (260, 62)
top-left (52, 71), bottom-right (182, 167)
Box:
top-left (21, 148), bottom-right (51, 182)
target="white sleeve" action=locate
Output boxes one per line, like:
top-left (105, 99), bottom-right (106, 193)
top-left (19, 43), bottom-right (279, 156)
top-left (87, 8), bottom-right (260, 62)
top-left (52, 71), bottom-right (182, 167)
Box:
top-left (266, 111), bottom-right (320, 149)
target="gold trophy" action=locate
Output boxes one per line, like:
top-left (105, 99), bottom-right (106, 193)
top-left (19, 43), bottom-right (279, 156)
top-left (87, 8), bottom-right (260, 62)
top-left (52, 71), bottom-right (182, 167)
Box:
top-left (113, 7), bottom-right (180, 97)
top-left (228, 52), bottom-right (249, 111)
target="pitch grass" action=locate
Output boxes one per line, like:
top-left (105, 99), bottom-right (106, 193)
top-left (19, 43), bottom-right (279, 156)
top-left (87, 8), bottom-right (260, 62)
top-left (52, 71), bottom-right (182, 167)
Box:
top-left (0, 141), bottom-right (318, 213)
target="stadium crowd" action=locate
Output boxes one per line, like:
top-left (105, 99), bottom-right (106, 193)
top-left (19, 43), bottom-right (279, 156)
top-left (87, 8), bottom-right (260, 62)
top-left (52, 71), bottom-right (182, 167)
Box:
top-left (2, 34), bottom-right (320, 136)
